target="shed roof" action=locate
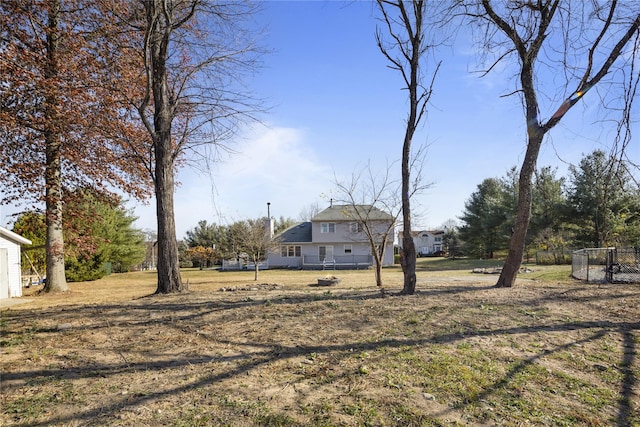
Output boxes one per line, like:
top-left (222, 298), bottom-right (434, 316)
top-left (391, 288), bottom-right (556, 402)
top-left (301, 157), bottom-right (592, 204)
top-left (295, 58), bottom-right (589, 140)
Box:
top-left (0, 225), bottom-right (32, 246)
top-left (312, 204), bottom-right (394, 222)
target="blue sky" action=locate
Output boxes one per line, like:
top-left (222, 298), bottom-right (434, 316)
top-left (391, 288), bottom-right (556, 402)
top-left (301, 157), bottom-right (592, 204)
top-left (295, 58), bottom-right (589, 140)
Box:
top-left (2, 1), bottom-right (635, 239)
top-left (126, 0), bottom-right (638, 238)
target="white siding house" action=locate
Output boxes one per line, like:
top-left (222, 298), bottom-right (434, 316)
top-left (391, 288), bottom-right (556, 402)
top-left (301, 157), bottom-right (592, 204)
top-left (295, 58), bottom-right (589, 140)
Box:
top-left (0, 226), bottom-right (32, 299)
top-left (268, 204), bottom-right (395, 269)
top-left (398, 229), bottom-right (445, 256)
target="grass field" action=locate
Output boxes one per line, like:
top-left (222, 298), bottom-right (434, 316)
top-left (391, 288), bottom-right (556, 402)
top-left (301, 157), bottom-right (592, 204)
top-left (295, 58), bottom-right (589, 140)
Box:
top-left (1, 259), bottom-right (638, 426)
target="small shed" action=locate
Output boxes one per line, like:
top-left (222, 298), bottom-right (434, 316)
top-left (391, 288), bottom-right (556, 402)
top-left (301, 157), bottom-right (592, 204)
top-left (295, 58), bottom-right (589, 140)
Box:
top-left (0, 226), bottom-right (32, 299)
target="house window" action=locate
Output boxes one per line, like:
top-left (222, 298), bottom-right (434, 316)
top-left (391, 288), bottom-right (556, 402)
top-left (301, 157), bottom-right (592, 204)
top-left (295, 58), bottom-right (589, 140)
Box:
top-left (281, 245), bottom-right (301, 257)
top-left (321, 223), bottom-right (335, 233)
top-left (435, 237), bottom-right (442, 242)
top-left (344, 244), bottom-right (352, 254)
top-left (349, 222), bottom-right (363, 233)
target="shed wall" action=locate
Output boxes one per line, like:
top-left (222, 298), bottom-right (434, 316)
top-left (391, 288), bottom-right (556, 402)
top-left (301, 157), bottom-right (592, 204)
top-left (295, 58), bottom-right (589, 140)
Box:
top-left (0, 237), bottom-right (23, 298)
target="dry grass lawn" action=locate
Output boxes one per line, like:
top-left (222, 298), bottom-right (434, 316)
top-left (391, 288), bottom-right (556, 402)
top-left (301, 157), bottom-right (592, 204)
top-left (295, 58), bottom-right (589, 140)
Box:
top-left (1, 261), bottom-right (638, 426)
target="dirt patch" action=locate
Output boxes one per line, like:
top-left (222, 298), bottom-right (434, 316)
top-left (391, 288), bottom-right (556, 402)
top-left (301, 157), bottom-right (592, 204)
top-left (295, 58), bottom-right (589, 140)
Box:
top-left (1, 273), bottom-right (639, 426)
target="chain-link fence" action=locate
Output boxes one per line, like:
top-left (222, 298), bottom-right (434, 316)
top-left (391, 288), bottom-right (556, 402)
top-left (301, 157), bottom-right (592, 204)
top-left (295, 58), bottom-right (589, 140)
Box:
top-left (572, 248), bottom-right (609, 282)
top-left (572, 247), bottom-right (640, 283)
top-left (606, 247), bottom-right (640, 283)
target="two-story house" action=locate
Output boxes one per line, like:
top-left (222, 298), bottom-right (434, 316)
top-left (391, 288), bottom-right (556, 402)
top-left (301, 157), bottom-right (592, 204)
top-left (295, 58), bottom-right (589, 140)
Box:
top-left (267, 204), bottom-right (395, 269)
top-left (398, 229), bottom-right (445, 257)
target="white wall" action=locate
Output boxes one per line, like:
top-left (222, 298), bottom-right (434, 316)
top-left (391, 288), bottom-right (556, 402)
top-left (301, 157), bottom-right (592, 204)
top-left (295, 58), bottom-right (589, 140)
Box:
top-left (0, 238), bottom-right (23, 298)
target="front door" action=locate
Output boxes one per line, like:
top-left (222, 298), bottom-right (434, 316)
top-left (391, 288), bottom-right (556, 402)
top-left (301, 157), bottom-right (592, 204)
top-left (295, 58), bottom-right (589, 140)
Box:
top-left (319, 246), bottom-right (333, 262)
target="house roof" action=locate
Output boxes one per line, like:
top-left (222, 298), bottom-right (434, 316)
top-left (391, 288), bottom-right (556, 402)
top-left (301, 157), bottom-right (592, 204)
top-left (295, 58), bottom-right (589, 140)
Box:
top-left (0, 225), bottom-right (32, 245)
top-left (409, 229), bottom-right (445, 236)
top-left (275, 222), bottom-right (312, 243)
top-left (312, 204), bottom-right (394, 222)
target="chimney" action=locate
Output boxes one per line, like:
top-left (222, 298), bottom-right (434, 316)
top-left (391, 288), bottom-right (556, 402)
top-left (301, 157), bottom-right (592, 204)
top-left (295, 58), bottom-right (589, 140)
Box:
top-left (265, 202), bottom-right (274, 238)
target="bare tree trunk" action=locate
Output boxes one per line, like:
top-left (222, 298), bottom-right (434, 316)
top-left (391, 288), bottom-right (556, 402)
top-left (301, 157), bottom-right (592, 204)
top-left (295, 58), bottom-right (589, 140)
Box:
top-left (400, 152), bottom-right (417, 294)
top-left (154, 155), bottom-right (182, 293)
top-left (376, 0), bottom-right (438, 295)
top-left (44, 146), bottom-right (67, 293)
top-left (118, 1), bottom-right (261, 293)
top-left (399, 11), bottom-right (420, 295)
top-left (148, 2), bottom-right (183, 294)
top-left (374, 252), bottom-right (383, 287)
top-left (496, 131), bottom-right (543, 288)
top-left (43, 0), bottom-right (68, 293)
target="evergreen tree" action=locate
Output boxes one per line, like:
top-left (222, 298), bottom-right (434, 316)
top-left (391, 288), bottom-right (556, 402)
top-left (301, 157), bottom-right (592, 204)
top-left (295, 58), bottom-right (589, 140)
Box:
top-left (274, 216), bottom-right (297, 235)
top-left (568, 150), bottom-right (640, 247)
top-left (459, 178), bottom-right (513, 258)
top-left (64, 192), bottom-right (145, 281)
top-left (184, 220), bottom-right (223, 249)
top-left (530, 167), bottom-right (569, 237)
top-left (13, 192), bottom-right (145, 282)
top-left (442, 227), bottom-right (463, 259)
top-left (12, 212), bottom-right (47, 278)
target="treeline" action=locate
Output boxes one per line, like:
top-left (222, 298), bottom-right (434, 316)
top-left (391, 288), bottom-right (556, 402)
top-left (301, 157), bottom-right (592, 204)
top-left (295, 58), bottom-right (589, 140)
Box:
top-left (15, 149), bottom-right (636, 279)
top-left (14, 190), bottom-right (146, 282)
top-left (447, 150), bottom-right (640, 261)
top-left (179, 217), bottom-right (296, 268)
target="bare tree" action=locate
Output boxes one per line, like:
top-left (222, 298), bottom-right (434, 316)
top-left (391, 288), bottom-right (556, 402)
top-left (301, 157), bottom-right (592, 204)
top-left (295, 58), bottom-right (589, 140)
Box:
top-left (298, 202), bottom-right (322, 222)
top-left (333, 160), bottom-right (428, 288)
top-left (461, 0), bottom-right (640, 287)
top-left (375, 0), bottom-right (442, 294)
top-left (101, 1), bottom-right (263, 293)
top-left (234, 218), bottom-right (279, 281)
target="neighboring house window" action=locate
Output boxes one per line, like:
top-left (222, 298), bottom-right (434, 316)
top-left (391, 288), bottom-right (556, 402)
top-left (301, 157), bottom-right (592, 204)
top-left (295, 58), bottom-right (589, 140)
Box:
top-left (349, 222), bottom-right (363, 233)
top-left (435, 237), bottom-right (442, 242)
top-left (281, 245), bottom-right (301, 257)
top-left (321, 223), bottom-right (335, 233)
top-left (344, 244), bottom-right (352, 254)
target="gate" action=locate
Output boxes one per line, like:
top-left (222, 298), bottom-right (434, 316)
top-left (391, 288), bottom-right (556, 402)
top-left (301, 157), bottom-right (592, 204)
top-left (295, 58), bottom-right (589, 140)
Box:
top-left (605, 247), bottom-right (640, 283)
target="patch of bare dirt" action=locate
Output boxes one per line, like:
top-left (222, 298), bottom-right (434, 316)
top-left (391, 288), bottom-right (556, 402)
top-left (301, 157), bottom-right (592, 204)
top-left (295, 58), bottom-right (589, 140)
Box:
top-left (1, 278), bottom-right (639, 426)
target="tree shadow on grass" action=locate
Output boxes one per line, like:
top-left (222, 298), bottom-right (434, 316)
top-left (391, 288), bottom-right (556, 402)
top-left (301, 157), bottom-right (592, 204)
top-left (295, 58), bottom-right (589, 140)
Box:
top-left (2, 284), bottom-right (638, 426)
top-left (618, 329), bottom-right (637, 426)
top-left (3, 318), bottom-right (636, 426)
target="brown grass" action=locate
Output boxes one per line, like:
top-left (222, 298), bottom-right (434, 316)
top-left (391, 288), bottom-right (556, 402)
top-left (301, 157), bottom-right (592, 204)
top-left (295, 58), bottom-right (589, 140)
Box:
top-left (1, 262), bottom-right (638, 426)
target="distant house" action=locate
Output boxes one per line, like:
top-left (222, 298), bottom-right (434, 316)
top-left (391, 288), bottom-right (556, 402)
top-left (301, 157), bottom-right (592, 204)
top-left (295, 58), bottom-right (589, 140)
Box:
top-left (399, 229), bottom-right (445, 256)
top-left (267, 204), bottom-right (395, 269)
top-left (0, 226), bottom-right (32, 299)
